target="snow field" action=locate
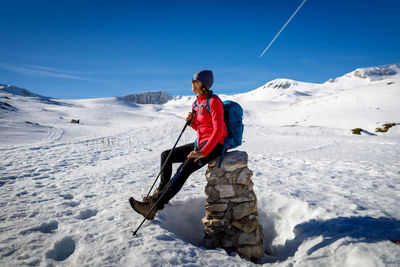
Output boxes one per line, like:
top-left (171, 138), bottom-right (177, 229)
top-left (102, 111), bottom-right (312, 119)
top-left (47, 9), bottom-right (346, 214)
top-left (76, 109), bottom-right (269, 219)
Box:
top-left (2, 112), bottom-right (399, 266)
top-left (1, 64), bottom-right (400, 266)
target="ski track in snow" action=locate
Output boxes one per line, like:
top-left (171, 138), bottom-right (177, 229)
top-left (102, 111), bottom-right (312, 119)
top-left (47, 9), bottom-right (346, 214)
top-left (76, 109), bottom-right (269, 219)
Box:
top-left (1, 118), bottom-right (400, 266)
top-left (0, 116), bottom-right (207, 266)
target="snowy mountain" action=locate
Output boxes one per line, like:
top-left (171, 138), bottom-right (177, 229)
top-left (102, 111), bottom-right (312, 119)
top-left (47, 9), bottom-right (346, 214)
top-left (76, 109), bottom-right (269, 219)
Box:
top-left (235, 78), bottom-right (316, 102)
top-left (0, 83), bottom-right (49, 99)
top-left (117, 90), bottom-right (172, 104)
top-left (347, 63), bottom-right (400, 81)
top-left (238, 63), bottom-right (400, 101)
top-left (224, 63), bottom-right (400, 135)
top-left (0, 63), bottom-right (399, 266)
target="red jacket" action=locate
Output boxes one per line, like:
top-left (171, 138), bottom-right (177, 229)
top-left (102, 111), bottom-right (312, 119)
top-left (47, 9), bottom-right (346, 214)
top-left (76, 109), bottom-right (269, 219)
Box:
top-left (191, 95), bottom-right (227, 157)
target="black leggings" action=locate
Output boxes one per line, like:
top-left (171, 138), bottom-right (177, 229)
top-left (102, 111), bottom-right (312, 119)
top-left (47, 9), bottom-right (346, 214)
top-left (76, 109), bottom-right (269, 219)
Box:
top-left (156, 142), bottom-right (224, 210)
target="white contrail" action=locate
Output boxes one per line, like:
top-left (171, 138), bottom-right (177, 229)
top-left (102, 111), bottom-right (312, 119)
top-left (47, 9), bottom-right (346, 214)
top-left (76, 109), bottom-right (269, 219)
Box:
top-left (259, 0), bottom-right (307, 58)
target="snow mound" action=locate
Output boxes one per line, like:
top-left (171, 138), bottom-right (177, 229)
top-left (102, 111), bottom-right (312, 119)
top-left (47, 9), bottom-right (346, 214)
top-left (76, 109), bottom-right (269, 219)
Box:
top-left (385, 125), bottom-right (400, 137)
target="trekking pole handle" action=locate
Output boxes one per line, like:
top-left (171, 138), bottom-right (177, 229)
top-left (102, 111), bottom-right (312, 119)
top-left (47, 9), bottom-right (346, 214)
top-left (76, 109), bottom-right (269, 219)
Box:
top-left (186, 111), bottom-right (195, 126)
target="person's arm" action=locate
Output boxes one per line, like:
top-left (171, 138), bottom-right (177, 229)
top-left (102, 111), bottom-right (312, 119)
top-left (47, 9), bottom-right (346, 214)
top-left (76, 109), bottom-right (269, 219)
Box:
top-left (199, 97), bottom-right (225, 157)
top-left (188, 103), bottom-right (198, 130)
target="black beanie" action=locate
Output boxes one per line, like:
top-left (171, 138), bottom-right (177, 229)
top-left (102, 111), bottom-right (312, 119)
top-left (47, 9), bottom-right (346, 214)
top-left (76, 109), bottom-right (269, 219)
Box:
top-left (193, 70), bottom-right (214, 90)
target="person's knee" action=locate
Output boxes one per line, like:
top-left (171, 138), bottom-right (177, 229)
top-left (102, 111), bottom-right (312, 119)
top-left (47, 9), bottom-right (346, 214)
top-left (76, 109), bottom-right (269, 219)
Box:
top-left (161, 150), bottom-right (171, 161)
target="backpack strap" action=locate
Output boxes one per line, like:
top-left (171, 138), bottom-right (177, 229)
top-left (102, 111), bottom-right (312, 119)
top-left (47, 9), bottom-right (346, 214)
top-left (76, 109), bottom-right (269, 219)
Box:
top-left (193, 94), bottom-right (216, 115)
top-left (193, 99), bottom-right (207, 115)
top-left (192, 99), bottom-right (198, 114)
top-left (206, 95), bottom-right (212, 113)
top-left (217, 145), bottom-right (228, 168)
top-left (204, 94), bottom-right (221, 114)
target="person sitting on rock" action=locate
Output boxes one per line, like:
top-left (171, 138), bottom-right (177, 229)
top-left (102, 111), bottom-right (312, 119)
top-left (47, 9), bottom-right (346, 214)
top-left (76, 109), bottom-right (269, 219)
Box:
top-left (129, 70), bottom-right (227, 219)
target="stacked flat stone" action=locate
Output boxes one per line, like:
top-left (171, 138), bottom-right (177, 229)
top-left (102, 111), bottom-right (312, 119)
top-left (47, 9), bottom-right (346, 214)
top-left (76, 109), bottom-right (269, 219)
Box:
top-left (202, 151), bottom-right (264, 262)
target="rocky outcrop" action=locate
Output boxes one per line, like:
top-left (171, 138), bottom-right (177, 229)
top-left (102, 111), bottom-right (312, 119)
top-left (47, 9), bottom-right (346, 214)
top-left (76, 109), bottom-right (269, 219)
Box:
top-left (117, 91), bottom-right (172, 104)
top-left (202, 151), bottom-right (264, 262)
top-left (265, 79), bottom-right (298, 89)
top-left (348, 64), bottom-right (399, 81)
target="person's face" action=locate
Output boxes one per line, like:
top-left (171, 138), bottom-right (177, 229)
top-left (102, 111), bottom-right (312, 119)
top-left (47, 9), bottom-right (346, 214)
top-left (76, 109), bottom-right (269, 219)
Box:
top-left (192, 79), bottom-right (203, 96)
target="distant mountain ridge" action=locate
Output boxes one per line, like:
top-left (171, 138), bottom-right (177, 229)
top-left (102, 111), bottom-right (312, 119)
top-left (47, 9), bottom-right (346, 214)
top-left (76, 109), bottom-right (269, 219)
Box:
top-left (1, 63), bottom-right (398, 103)
top-left (0, 84), bottom-right (72, 111)
top-left (0, 84), bottom-right (49, 99)
top-left (234, 63), bottom-right (399, 102)
top-left (117, 90), bottom-right (172, 104)
top-left (1, 63), bottom-right (399, 139)
top-left (0, 84), bottom-right (173, 105)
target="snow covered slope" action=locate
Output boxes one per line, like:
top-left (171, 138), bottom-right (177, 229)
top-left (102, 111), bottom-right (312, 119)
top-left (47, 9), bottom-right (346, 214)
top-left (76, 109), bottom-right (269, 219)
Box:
top-left (227, 63), bottom-right (400, 136)
top-left (0, 83), bottom-right (50, 99)
top-left (0, 64), bottom-right (399, 266)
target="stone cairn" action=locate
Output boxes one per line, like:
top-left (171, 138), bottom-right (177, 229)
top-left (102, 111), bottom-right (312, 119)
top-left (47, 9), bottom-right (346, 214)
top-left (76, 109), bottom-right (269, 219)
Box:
top-left (202, 151), bottom-right (264, 262)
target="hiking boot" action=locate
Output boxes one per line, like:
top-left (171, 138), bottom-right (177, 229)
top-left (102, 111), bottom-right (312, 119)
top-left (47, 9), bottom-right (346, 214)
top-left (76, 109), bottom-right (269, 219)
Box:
top-left (142, 187), bottom-right (168, 203)
top-left (129, 196), bottom-right (157, 220)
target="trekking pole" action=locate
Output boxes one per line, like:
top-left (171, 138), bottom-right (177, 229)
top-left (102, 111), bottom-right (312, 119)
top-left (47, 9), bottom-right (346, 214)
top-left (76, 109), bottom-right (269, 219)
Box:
top-left (144, 115), bottom-right (194, 199)
top-left (132, 157), bottom-right (192, 236)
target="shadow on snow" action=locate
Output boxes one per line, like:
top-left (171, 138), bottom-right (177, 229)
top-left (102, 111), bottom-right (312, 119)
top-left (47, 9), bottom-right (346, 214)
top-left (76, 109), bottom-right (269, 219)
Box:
top-left (154, 197), bottom-right (400, 263)
top-left (268, 216), bottom-right (400, 262)
top-left (155, 197), bottom-right (206, 247)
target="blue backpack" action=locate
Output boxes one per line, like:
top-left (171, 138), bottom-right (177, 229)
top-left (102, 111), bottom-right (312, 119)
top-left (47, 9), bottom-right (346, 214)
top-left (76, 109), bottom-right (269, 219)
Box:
top-left (193, 94), bottom-right (244, 168)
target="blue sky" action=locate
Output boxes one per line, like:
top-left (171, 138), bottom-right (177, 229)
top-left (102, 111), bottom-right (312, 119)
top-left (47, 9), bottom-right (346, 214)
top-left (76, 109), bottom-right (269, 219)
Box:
top-left (1, 0), bottom-right (399, 99)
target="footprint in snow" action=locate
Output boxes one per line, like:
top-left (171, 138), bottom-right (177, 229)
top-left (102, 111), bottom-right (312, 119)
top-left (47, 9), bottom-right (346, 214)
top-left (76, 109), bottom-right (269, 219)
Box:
top-left (62, 201), bottom-right (80, 208)
top-left (45, 236), bottom-right (75, 261)
top-left (20, 220), bottom-right (59, 235)
top-left (16, 190), bottom-right (28, 197)
top-left (60, 194), bottom-right (73, 200)
top-left (75, 209), bottom-right (98, 220)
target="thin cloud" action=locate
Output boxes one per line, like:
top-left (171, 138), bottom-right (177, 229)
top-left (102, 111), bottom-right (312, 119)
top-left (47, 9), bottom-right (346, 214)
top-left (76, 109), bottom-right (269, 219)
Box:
top-left (20, 64), bottom-right (187, 76)
top-left (0, 63), bottom-right (94, 81)
top-left (25, 64), bottom-right (90, 75)
top-left (25, 64), bottom-right (124, 76)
